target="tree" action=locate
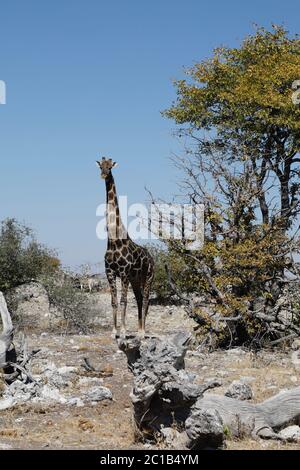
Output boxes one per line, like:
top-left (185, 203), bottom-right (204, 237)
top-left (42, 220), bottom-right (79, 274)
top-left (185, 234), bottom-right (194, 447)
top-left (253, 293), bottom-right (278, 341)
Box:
top-left (161, 26), bottom-right (300, 346)
top-left (166, 25), bottom-right (300, 230)
top-left (0, 218), bottom-right (60, 291)
top-left (147, 244), bottom-right (199, 302)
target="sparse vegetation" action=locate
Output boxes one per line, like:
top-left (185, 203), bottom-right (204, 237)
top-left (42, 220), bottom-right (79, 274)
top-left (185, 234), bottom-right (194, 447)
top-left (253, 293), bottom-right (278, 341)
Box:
top-left (147, 244), bottom-right (197, 302)
top-left (0, 218), bottom-right (60, 292)
top-left (0, 219), bottom-right (95, 332)
top-left (155, 26), bottom-right (300, 347)
top-left (41, 272), bottom-right (95, 333)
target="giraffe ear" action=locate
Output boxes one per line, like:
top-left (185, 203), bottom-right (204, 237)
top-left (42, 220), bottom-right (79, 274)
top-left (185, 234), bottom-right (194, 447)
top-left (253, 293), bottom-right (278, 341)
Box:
top-left (96, 160), bottom-right (102, 168)
top-left (112, 162), bottom-right (118, 168)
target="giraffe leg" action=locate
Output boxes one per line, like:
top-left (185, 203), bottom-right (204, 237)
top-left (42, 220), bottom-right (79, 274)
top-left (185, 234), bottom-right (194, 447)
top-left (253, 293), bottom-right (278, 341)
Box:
top-left (120, 277), bottom-right (129, 339)
top-left (140, 267), bottom-right (154, 339)
top-left (106, 270), bottom-right (118, 338)
top-left (130, 279), bottom-right (143, 337)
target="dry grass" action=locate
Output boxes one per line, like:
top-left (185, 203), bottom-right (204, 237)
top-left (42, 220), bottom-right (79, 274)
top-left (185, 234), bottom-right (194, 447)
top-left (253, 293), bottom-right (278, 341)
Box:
top-left (226, 438), bottom-right (300, 450)
top-left (1, 289), bottom-right (299, 450)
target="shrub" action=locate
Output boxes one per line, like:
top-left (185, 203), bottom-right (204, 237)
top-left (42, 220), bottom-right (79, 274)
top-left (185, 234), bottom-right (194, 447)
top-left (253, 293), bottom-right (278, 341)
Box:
top-left (0, 218), bottom-right (60, 292)
top-left (40, 271), bottom-right (97, 333)
top-left (147, 244), bottom-right (199, 302)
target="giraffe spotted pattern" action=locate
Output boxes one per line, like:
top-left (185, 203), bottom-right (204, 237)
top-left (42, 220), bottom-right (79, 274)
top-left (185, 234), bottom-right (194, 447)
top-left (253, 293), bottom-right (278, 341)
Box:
top-left (96, 157), bottom-right (154, 339)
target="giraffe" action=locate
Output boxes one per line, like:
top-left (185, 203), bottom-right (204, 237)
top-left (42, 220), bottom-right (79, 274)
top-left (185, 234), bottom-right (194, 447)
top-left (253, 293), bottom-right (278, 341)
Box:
top-left (96, 157), bottom-right (154, 339)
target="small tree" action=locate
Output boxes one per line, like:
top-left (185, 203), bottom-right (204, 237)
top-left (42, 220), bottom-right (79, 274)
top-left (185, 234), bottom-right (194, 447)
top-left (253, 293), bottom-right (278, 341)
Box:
top-left (0, 219), bottom-right (96, 333)
top-left (41, 271), bottom-right (95, 333)
top-left (147, 244), bottom-right (198, 302)
top-left (0, 219), bottom-right (60, 291)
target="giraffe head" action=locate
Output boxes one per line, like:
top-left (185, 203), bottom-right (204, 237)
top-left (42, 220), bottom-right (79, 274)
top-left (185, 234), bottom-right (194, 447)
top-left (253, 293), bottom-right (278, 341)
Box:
top-left (96, 157), bottom-right (118, 180)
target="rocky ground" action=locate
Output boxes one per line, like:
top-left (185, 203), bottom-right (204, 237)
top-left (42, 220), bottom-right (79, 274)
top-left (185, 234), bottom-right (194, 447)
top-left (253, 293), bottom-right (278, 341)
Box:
top-left (0, 287), bottom-right (300, 450)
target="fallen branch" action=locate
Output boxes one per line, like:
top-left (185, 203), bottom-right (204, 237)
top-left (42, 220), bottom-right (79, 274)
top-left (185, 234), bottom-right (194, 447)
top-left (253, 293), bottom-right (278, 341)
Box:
top-left (81, 357), bottom-right (113, 377)
top-left (164, 264), bottom-right (209, 327)
top-left (118, 332), bottom-right (300, 449)
top-left (0, 291), bottom-right (15, 370)
top-left (1, 291), bottom-right (39, 384)
top-left (191, 387), bottom-right (300, 442)
top-left (270, 333), bottom-right (297, 346)
top-left (82, 357), bottom-right (97, 372)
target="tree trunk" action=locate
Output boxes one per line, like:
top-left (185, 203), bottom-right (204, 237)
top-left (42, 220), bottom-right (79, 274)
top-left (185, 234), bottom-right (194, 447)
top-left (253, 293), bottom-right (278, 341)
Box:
top-left (192, 387), bottom-right (300, 441)
top-left (117, 333), bottom-right (300, 448)
top-left (0, 291), bottom-right (14, 369)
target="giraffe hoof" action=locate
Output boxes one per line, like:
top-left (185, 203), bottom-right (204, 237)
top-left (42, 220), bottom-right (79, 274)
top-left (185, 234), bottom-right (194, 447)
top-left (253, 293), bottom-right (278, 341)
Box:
top-left (138, 330), bottom-right (145, 340)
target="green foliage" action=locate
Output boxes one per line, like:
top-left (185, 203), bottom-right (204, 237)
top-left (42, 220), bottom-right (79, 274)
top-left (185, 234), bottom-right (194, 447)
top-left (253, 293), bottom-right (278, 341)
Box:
top-left (0, 218), bottom-right (60, 292)
top-left (0, 219), bottom-right (96, 333)
top-left (161, 26), bottom-right (300, 345)
top-left (165, 25), bottom-right (300, 135)
top-left (41, 272), bottom-right (92, 333)
top-left (165, 25), bottom-right (300, 231)
top-left (147, 244), bottom-right (199, 301)
top-left (223, 425), bottom-right (232, 439)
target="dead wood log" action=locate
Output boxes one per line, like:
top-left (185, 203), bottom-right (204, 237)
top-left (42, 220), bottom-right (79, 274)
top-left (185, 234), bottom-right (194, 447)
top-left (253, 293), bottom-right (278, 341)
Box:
top-left (0, 291), bottom-right (15, 372)
top-left (188, 387), bottom-right (300, 444)
top-left (0, 291), bottom-right (37, 384)
top-left (118, 332), bottom-right (300, 449)
top-left (117, 332), bottom-right (221, 437)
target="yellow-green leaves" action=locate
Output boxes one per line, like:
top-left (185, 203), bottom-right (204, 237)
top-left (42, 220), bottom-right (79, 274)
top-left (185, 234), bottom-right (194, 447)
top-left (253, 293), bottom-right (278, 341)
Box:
top-left (165, 26), bottom-right (300, 132)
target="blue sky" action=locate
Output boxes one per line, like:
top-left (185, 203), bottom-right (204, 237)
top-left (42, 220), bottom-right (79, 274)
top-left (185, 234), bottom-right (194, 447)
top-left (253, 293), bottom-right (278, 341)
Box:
top-left (0, 0), bottom-right (299, 269)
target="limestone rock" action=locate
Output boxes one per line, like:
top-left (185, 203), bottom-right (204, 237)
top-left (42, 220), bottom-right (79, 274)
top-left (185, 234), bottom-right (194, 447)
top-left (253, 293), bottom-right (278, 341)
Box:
top-left (85, 386), bottom-right (112, 402)
top-left (279, 425), bottom-right (300, 442)
top-left (225, 380), bottom-right (253, 400)
top-left (185, 406), bottom-right (225, 449)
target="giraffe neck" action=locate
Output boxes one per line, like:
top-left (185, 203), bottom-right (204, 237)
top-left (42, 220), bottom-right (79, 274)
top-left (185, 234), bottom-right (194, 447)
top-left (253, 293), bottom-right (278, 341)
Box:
top-left (105, 173), bottom-right (128, 242)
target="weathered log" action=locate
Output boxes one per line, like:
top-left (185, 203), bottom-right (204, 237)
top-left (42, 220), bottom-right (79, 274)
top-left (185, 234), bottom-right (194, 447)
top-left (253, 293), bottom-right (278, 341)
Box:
top-left (118, 332), bottom-right (300, 449)
top-left (117, 332), bottom-right (221, 434)
top-left (187, 387), bottom-right (300, 445)
top-left (0, 291), bottom-right (37, 384)
top-left (0, 291), bottom-right (15, 370)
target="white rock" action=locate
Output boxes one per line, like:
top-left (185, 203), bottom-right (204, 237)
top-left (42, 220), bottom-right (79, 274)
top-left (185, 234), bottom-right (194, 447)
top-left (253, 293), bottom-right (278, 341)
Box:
top-left (0, 443), bottom-right (13, 450)
top-left (291, 339), bottom-right (300, 350)
top-left (39, 385), bottom-right (67, 404)
top-left (3, 380), bottom-right (38, 403)
top-left (44, 363), bottom-right (77, 388)
top-left (57, 366), bottom-right (77, 375)
top-left (0, 397), bottom-right (15, 410)
top-left (85, 386), bottom-right (112, 402)
top-left (279, 425), bottom-right (300, 442)
top-left (225, 380), bottom-right (253, 400)
top-left (67, 397), bottom-right (85, 407)
top-left (78, 377), bottom-right (103, 386)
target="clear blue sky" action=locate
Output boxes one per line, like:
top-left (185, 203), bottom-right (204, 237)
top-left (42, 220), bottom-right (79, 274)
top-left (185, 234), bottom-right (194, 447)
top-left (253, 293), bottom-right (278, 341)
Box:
top-left (0, 0), bottom-right (299, 269)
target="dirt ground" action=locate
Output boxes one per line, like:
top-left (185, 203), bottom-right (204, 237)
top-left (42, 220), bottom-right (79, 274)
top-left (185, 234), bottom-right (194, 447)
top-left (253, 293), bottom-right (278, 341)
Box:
top-left (0, 289), bottom-right (299, 450)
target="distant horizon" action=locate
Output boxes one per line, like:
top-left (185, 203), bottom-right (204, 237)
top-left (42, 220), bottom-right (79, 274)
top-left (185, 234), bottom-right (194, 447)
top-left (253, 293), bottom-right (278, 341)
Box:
top-left (1, 0), bottom-right (299, 268)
